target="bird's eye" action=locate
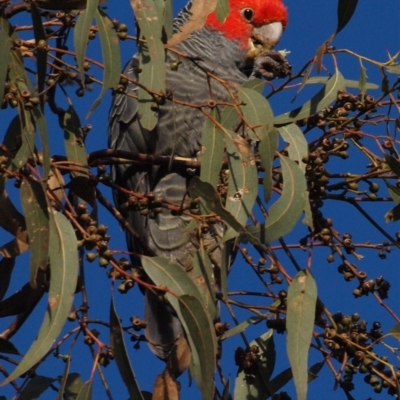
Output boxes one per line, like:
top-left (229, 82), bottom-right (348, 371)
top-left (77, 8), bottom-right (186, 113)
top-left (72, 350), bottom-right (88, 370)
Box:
top-left (241, 8), bottom-right (254, 22)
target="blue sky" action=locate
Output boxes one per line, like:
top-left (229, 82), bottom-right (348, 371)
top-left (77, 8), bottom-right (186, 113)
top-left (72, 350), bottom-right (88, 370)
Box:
top-left (0, 0), bottom-right (399, 399)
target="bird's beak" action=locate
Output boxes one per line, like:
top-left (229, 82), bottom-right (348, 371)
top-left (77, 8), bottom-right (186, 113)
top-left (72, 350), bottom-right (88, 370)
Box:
top-left (247, 22), bottom-right (283, 59)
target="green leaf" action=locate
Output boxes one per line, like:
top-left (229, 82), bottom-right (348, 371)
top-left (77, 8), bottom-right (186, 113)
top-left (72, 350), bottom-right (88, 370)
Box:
top-left (62, 105), bottom-right (89, 177)
top-left (220, 316), bottom-right (262, 340)
top-left (31, 105), bottom-right (51, 180)
top-left (266, 361), bottom-right (324, 398)
top-left (18, 375), bottom-right (55, 400)
top-left (304, 76), bottom-right (377, 90)
top-left (163, 0), bottom-right (173, 39)
top-left (386, 183), bottom-right (400, 222)
top-left (190, 249), bottom-right (217, 321)
top-left (0, 212), bottom-right (79, 386)
top-left (179, 294), bottom-right (216, 400)
top-left (141, 256), bottom-right (217, 399)
top-left (132, 0), bottom-right (166, 129)
top-left (386, 65), bottom-right (400, 75)
top-left (274, 71), bottom-right (346, 125)
top-left (385, 324), bottom-right (400, 341)
top-left (64, 373), bottom-right (84, 400)
top-left (266, 366), bottom-right (293, 397)
top-left (74, 0), bottom-right (99, 82)
top-left (286, 270), bottom-right (317, 400)
top-left (245, 155), bottom-right (307, 244)
top-left (30, 2), bottom-right (47, 106)
top-left (292, 66), bottom-right (313, 102)
top-left (0, 185), bottom-right (29, 258)
top-left (224, 134), bottom-right (258, 241)
top-left (137, 43), bottom-right (159, 131)
top-left (110, 297), bottom-right (145, 400)
top-left (0, 338), bottom-right (19, 355)
top-left (215, 0), bottom-right (230, 22)
top-left (237, 86), bottom-right (274, 140)
top-left (88, 7), bottom-right (121, 117)
top-left (10, 107), bottom-right (35, 171)
top-left (336, 0), bottom-right (359, 35)
top-left (259, 128), bottom-right (278, 202)
top-left (200, 108), bottom-right (224, 188)
top-left (385, 154), bottom-right (400, 177)
top-left (0, 257), bottom-right (15, 302)
top-left (233, 330), bottom-right (275, 400)
top-left (0, 30), bottom-right (11, 108)
top-left (189, 176), bottom-right (244, 235)
top-left (56, 356), bottom-right (71, 400)
top-left (76, 380), bottom-right (93, 400)
top-left (20, 176), bottom-right (50, 288)
top-left (222, 379), bottom-right (231, 400)
top-left (358, 59), bottom-right (367, 95)
top-left (278, 123), bottom-right (308, 173)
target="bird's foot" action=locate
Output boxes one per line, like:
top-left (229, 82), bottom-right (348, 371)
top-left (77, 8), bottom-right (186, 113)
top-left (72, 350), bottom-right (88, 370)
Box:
top-left (252, 50), bottom-right (292, 80)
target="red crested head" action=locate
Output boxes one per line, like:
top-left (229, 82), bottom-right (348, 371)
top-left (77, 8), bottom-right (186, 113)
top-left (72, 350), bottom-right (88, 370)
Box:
top-left (206, 0), bottom-right (288, 51)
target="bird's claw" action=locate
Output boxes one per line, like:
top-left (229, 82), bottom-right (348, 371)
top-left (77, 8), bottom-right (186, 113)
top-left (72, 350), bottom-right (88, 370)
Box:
top-left (252, 50), bottom-right (292, 80)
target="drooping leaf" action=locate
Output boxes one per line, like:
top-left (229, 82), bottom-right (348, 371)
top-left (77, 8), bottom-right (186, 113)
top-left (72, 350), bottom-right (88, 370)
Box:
top-left (62, 105), bottom-right (89, 177)
top-left (189, 176), bottom-right (244, 234)
top-left (0, 338), bottom-right (19, 355)
top-left (0, 282), bottom-right (44, 318)
top-left (385, 183), bottom-right (400, 222)
top-left (237, 86), bottom-right (274, 141)
top-left (166, 0), bottom-right (217, 47)
top-left (278, 123), bottom-right (308, 173)
top-left (215, 0), bottom-right (230, 22)
top-left (274, 70), bottom-right (346, 125)
top-left (179, 294), bottom-right (216, 399)
top-left (0, 30), bottom-right (11, 106)
top-left (222, 378), bottom-right (231, 400)
top-left (221, 316), bottom-right (262, 340)
top-left (141, 256), bottom-right (217, 398)
top-left (224, 134), bottom-right (258, 241)
top-left (335, 0), bottom-right (359, 35)
top-left (110, 296), bottom-right (145, 400)
top-left (31, 105), bottom-right (51, 180)
top-left (245, 155), bottom-right (307, 244)
top-left (76, 380), bottom-right (93, 400)
top-left (259, 128), bottom-right (278, 202)
top-left (233, 330), bottom-right (275, 400)
top-left (9, 106), bottom-right (35, 172)
top-left (163, 0), bottom-right (174, 39)
top-left (358, 59), bottom-right (367, 95)
top-left (292, 65), bottom-right (313, 102)
top-left (30, 2), bottom-right (47, 106)
top-left (0, 257), bottom-right (15, 301)
top-left (20, 176), bottom-right (50, 288)
top-left (18, 375), bottom-right (56, 400)
top-left (385, 154), bottom-right (400, 177)
top-left (266, 361), bottom-right (325, 398)
top-left (386, 324), bottom-right (400, 341)
top-left (0, 211), bottom-right (79, 386)
top-left (0, 187), bottom-right (29, 258)
top-left (303, 75), bottom-right (377, 90)
top-left (286, 270), bottom-right (317, 400)
top-left (190, 248), bottom-right (217, 321)
top-left (200, 108), bottom-right (224, 188)
top-left (64, 373), bottom-right (84, 400)
top-left (74, 0), bottom-right (99, 82)
top-left (87, 8), bottom-right (121, 117)
top-left (56, 355), bottom-right (71, 400)
top-left (386, 65), bottom-right (400, 75)
top-left (131, 0), bottom-right (165, 129)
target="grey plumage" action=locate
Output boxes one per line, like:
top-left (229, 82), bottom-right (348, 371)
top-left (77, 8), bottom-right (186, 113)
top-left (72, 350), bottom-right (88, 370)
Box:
top-left (108, 4), bottom-right (256, 360)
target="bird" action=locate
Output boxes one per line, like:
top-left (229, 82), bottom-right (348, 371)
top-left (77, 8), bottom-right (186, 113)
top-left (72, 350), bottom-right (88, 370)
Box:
top-left (109, 0), bottom-right (289, 367)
